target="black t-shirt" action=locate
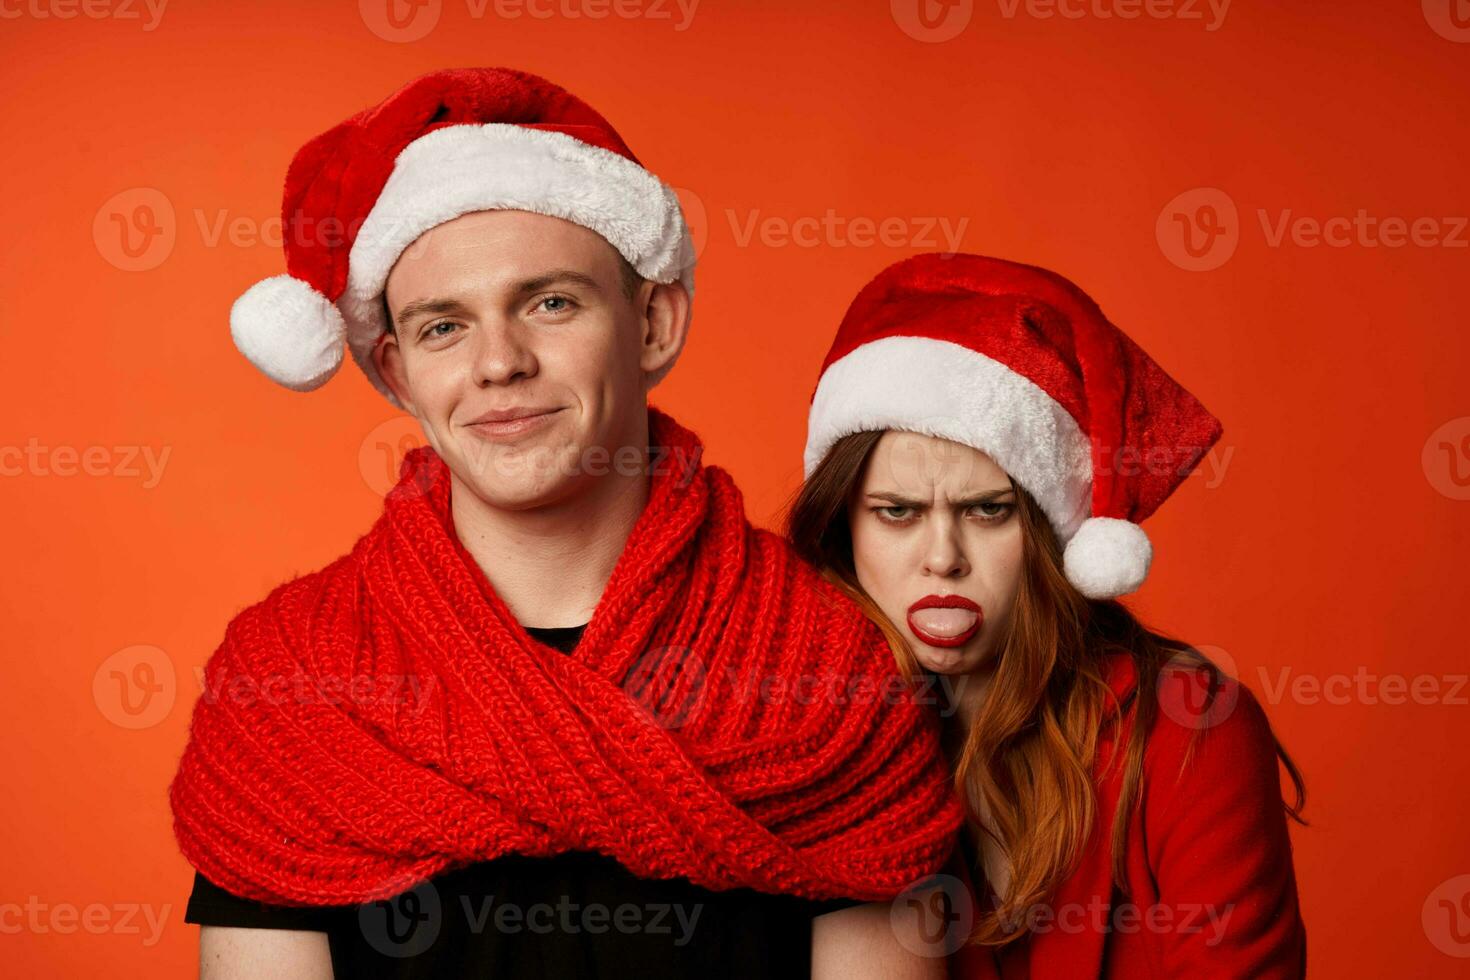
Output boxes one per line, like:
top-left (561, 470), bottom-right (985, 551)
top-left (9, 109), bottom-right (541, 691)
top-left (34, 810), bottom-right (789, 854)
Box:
top-left (183, 624), bottom-right (864, 978)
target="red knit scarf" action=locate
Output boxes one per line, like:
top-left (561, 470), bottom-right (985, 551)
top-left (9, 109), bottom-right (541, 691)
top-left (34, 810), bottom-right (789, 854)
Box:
top-left (169, 408), bottom-right (960, 906)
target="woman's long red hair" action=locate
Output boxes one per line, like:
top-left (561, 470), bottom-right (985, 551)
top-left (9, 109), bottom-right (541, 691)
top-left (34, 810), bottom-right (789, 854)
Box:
top-left (786, 430), bottom-right (1306, 946)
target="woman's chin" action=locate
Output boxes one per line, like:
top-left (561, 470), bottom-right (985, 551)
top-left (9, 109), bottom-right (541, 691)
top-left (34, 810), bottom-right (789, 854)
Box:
top-left (911, 641), bottom-right (982, 676)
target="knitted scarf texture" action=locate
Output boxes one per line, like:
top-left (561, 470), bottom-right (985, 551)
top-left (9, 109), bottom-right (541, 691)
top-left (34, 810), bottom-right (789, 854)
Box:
top-left (169, 408), bottom-right (961, 905)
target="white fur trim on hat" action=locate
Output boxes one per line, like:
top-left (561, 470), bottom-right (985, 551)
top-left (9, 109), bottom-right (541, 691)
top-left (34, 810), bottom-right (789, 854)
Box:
top-left (230, 274), bottom-right (346, 392)
top-left (338, 124), bottom-right (696, 405)
top-left (1062, 517), bottom-right (1152, 599)
top-left (804, 336), bottom-right (1093, 541)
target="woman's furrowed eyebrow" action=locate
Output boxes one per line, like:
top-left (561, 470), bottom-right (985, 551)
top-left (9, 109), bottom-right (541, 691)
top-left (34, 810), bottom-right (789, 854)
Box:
top-left (864, 488), bottom-right (1016, 508)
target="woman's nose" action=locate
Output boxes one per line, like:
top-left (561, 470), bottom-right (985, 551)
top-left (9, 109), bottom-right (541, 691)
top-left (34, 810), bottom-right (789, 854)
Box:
top-left (921, 524), bottom-right (970, 578)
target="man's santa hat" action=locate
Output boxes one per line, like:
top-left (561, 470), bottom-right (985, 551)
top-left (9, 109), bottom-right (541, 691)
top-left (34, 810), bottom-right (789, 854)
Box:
top-left (803, 254), bottom-right (1223, 600)
top-left (229, 67), bottom-right (695, 408)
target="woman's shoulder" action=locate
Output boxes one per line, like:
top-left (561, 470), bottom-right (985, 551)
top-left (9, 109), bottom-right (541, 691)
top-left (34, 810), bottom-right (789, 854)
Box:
top-left (1101, 649), bottom-right (1283, 777)
top-left (1100, 650), bottom-right (1294, 842)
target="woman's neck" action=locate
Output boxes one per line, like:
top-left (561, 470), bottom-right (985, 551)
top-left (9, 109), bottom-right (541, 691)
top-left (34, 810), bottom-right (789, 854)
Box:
top-left (944, 660), bottom-right (996, 738)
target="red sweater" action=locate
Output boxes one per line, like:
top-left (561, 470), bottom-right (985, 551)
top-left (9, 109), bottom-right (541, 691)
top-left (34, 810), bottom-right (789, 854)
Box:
top-left (949, 652), bottom-right (1306, 979)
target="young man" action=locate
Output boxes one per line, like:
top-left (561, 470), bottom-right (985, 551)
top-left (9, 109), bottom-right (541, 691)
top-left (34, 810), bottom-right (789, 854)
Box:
top-left (169, 67), bottom-right (961, 979)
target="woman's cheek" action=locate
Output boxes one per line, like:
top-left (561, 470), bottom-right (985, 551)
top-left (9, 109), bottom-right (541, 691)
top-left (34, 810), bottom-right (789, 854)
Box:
top-left (851, 522), bottom-right (907, 620)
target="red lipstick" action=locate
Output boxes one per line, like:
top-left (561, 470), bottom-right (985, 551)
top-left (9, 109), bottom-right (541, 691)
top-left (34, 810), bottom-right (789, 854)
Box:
top-left (905, 594), bottom-right (983, 649)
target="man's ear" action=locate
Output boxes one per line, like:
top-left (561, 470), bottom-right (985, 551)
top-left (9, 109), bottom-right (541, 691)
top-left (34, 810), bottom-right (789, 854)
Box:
top-left (373, 329), bottom-right (419, 417)
top-left (639, 280), bottom-right (692, 389)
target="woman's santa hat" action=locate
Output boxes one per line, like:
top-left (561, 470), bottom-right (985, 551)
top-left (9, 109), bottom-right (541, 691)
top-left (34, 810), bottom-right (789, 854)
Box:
top-left (803, 253), bottom-right (1223, 600)
top-left (229, 67), bottom-right (695, 408)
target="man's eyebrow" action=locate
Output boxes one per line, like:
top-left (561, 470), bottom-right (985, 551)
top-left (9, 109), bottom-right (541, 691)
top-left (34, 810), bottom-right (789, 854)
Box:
top-left (864, 488), bottom-right (1016, 508)
top-left (392, 297), bottom-right (471, 329)
top-left (513, 270), bottom-right (602, 295)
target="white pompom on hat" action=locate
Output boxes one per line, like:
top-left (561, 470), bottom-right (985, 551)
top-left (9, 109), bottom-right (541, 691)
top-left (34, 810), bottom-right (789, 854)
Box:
top-left (229, 275), bottom-right (345, 392)
top-left (803, 254), bottom-right (1223, 600)
top-left (228, 67), bottom-right (696, 409)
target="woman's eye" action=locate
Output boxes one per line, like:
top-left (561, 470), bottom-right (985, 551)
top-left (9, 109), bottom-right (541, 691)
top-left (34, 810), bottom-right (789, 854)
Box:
top-left (877, 505), bottom-right (915, 522)
top-left (970, 502), bottom-right (1013, 520)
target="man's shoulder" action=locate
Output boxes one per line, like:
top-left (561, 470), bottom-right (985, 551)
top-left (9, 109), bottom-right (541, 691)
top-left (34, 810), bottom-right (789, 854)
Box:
top-left (217, 549), bottom-right (360, 644)
top-left (748, 526), bottom-right (861, 612)
top-left (746, 525), bottom-right (896, 669)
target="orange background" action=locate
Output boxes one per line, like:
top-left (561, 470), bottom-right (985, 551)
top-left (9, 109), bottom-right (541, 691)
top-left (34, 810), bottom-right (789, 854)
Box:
top-left (4, 1), bottom-right (1469, 976)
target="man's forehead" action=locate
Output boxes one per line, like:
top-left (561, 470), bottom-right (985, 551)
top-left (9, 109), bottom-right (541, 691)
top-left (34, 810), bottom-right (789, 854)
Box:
top-left (387, 230), bottom-right (620, 303)
top-left (410, 208), bottom-right (616, 250)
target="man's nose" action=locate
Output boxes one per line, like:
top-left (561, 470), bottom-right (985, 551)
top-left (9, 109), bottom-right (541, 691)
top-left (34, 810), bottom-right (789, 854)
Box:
top-left (473, 318), bottom-right (539, 386)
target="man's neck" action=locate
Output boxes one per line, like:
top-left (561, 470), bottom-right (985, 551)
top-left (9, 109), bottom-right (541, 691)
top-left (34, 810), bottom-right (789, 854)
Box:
top-left (449, 441), bottom-right (651, 630)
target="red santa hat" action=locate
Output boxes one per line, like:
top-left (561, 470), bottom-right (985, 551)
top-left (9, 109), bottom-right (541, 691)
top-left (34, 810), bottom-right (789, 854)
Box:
top-left (229, 67), bottom-right (695, 408)
top-left (803, 253), bottom-right (1223, 600)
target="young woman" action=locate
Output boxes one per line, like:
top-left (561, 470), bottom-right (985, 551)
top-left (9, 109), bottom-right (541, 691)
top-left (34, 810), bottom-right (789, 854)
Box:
top-left (788, 253), bottom-right (1308, 978)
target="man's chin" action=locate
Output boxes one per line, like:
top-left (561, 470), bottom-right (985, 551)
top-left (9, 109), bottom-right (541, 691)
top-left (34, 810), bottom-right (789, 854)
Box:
top-left (440, 444), bottom-right (577, 511)
top-left (459, 471), bottom-right (583, 513)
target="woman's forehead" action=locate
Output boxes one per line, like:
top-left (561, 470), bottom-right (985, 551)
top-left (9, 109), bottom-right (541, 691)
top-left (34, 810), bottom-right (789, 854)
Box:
top-left (862, 430), bottom-right (1010, 494)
